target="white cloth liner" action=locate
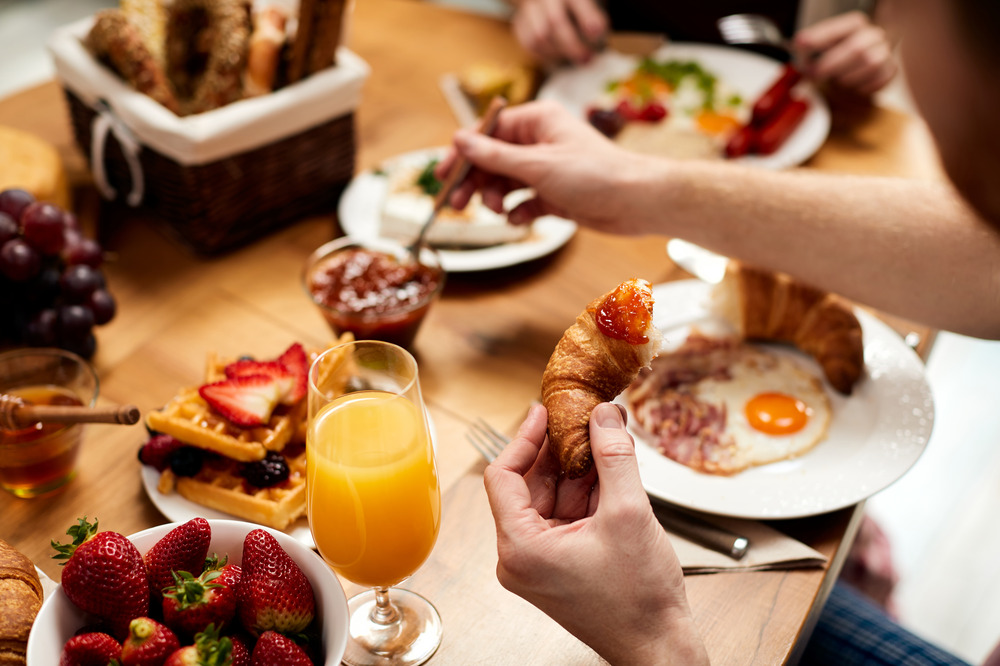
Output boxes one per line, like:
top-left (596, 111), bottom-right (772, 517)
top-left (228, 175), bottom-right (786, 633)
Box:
top-left (46, 16), bottom-right (370, 167)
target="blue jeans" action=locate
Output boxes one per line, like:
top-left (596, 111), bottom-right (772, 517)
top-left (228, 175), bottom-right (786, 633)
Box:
top-left (801, 583), bottom-right (972, 666)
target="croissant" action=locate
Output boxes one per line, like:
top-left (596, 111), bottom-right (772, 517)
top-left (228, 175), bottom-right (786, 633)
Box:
top-left (541, 279), bottom-right (661, 478)
top-left (0, 538), bottom-right (43, 666)
top-left (712, 261), bottom-right (864, 394)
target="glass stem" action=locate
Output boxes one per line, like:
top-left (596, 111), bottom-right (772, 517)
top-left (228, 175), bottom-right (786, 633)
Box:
top-left (370, 586), bottom-right (400, 626)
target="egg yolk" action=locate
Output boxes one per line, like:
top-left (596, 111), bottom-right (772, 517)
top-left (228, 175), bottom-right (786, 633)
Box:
top-left (695, 110), bottom-right (741, 136)
top-left (745, 392), bottom-right (810, 435)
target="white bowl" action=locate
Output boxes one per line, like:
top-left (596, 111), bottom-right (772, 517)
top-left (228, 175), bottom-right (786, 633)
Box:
top-left (26, 519), bottom-right (348, 665)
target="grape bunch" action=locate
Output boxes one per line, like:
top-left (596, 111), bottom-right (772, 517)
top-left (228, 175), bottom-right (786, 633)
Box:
top-left (0, 188), bottom-right (116, 358)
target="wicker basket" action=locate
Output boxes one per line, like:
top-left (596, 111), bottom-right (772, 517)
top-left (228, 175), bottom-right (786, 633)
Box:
top-left (49, 18), bottom-right (369, 255)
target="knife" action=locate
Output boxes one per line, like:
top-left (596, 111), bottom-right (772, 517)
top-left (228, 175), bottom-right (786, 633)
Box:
top-left (651, 500), bottom-right (750, 560)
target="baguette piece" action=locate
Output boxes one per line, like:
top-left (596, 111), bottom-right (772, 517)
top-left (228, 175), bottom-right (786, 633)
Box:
top-left (542, 279), bottom-right (661, 478)
top-left (0, 539), bottom-right (43, 666)
top-left (712, 261), bottom-right (864, 394)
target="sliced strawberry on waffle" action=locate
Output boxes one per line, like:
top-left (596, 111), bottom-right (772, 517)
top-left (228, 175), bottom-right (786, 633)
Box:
top-left (223, 343), bottom-right (308, 406)
top-left (198, 375), bottom-right (282, 427)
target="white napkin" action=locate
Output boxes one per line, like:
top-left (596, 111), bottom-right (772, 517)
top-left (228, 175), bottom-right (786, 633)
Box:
top-left (669, 515), bottom-right (828, 574)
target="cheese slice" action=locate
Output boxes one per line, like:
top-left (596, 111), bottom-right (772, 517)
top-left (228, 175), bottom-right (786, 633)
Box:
top-left (380, 163), bottom-right (529, 248)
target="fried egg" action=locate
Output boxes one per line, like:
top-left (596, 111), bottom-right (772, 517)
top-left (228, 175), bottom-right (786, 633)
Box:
top-left (627, 335), bottom-right (832, 475)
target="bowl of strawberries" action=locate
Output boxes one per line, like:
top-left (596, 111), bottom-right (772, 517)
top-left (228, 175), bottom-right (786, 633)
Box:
top-left (27, 517), bottom-right (348, 665)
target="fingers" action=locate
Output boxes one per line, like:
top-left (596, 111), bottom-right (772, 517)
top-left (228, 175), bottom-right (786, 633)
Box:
top-left (587, 403), bottom-right (646, 514)
top-left (513, 0), bottom-right (604, 64)
top-left (795, 12), bottom-right (897, 96)
top-left (794, 11), bottom-right (868, 55)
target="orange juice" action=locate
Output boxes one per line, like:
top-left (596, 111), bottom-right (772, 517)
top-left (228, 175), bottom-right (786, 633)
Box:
top-left (307, 390), bottom-right (440, 588)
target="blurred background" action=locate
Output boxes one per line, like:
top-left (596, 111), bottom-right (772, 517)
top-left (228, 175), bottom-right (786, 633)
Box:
top-left (1, 0), bottom-right (998, 663)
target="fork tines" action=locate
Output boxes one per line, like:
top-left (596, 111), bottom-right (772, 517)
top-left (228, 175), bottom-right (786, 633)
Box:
top-left (466, 418), bottom-right (509, 463)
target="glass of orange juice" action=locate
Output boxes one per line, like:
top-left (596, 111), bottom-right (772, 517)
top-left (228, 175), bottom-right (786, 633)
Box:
top-left (307, 340), bottom-right (442, 666)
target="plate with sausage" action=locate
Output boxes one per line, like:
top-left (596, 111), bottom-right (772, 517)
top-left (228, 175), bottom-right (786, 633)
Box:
top-left (536, 42), bottom-right (831, 170)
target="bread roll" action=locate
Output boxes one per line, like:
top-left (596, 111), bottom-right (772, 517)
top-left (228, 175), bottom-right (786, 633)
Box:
top-left (0, 539), bottom-right (43, 666)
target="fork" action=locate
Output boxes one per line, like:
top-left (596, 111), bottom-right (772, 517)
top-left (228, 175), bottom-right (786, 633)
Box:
top-left (466, 418), bottom-right (507, 463)
top-left (716, 13), bottom-right (794, 53)
top-left (465, 418), bottom-right (749, 559)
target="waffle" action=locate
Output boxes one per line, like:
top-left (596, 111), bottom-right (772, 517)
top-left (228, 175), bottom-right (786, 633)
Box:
top-left (158, 444), bottom-right (307, 530)
top-left (147, 388), bottom-right (299, 462)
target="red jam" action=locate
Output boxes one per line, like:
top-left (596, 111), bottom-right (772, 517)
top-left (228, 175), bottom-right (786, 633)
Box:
top-left (307, 247), bottom-right (444, 348)
top-left (593, 279), bottom-right (653, 344)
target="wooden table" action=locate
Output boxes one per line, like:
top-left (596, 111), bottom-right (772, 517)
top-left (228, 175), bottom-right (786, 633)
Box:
top-left (0, 1), bottom-right (944, 663)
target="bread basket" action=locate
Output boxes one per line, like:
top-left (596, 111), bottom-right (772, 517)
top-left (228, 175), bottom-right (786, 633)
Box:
top-left (47, 17), bottom-right (370, 254)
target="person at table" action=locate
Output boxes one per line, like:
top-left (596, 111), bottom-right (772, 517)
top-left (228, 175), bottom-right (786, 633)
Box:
top-left (440, 0), bottom-right (1000, 662)
top-left (508, 0), bottom-right (898, 98)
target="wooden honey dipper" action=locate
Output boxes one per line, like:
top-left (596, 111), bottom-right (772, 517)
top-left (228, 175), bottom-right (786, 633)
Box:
top-left (0, 393), bottom-right (140, 430)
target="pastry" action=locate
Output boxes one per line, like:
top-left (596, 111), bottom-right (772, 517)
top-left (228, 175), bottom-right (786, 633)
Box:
top-left (0, 539), bottom-right (43, 666)
top-left (0, 126), bottom-right (70, 209)
top-left (711, 261), bottom-right (864, 394)
top-left (244, 5), bottom-right (288, 97)
top-left (86, 8), bottom-right (181, 114)
top-left (541, 278), bottom-right (661, 478)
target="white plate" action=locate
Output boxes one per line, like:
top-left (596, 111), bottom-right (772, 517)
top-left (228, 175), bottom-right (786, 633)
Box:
top-left (537, 43), bottom-right (832, 170)
top-left (338, 147), bottom-right (578, 272)
top-left (619, 280), bottom-right (934, 519)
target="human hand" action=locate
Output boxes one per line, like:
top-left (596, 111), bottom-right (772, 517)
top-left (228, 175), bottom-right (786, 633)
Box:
top-left (511, 0), bottom-right (608, 65)
top-left (439, 100), bottom-right (665, 235)
top-left (483, 403), bottom-right (709, 665)
top-left (794, 11), bottom-right (898, 97)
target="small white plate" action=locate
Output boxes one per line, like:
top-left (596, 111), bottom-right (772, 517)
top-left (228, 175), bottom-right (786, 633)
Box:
top-left (619, 280), bottom-right (934, 519)
top-left (338, 147), bottom-right (578, 272)
top-left (537, 43), bottom-right (831, 171)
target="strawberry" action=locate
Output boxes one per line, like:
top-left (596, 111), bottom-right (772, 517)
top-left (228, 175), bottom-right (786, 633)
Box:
top-left (163, 557), bottom-right (242, 636)
top-left (59, 631), bottom-right (121, 666)
top-left (276, 342), bottom-right (308, 403)
top-left (53, 517), bottom-right (149, 639)
top-left (198, 374), bottom-right (282, 427)
top-left (138, 434), bottom-right (185, 471)
top-left (121, 617), bottom-right (180, 666)
top-left (228, 633), bottom-right (252, 666)
top-left (225, 343), bottom-right (308, 405)
top-left (236, 529), bottom-right (315, 636)
top-left (250, 631), bottom-right (313, 666)
top-left (163, 625), bottom-right (232, 666)
top-left (144, 517), bottom-right (212, 604)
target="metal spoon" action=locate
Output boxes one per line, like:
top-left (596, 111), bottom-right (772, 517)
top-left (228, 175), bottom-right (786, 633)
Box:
top-left (407, 96), bottom-right (508, 259)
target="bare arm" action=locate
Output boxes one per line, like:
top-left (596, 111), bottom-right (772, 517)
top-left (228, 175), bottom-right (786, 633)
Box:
top-left (445, 101), bottom-right (1000, 339)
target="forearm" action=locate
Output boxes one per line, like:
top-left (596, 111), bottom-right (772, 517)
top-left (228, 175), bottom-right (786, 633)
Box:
top-left (626, 159), bottom-right (1000, 339)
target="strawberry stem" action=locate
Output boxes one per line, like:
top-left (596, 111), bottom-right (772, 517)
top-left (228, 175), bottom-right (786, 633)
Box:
top-left (50, 516), bottom-right (99, 564)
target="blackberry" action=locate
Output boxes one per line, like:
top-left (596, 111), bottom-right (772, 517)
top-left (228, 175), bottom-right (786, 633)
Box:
top-left (169, 446), bottom-right (204, 477)
top-left (241, 451), bottom-right (289, 488)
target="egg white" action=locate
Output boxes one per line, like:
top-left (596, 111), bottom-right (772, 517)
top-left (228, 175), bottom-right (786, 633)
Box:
top-left (693, 346), bottom-right (831, 470)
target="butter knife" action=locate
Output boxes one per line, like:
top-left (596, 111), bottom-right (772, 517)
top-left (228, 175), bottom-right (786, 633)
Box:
top-left (651, 501), bottom-right (750, 560)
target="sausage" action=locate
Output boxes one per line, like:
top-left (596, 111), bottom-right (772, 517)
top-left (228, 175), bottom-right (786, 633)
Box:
top-left (751, 64), bottom-right (802, 127)
top-left (755, 99), bottom-right (810, 155)
top-left (725, 125), bottom-right (756, 158)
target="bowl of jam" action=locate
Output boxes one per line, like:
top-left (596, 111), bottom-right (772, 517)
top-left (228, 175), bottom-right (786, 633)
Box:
top-left (302, 237), bottom-right (445, 349)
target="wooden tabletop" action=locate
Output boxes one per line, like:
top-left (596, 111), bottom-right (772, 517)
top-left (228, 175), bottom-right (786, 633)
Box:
top-left (0, 0), bottom-right (945, 663)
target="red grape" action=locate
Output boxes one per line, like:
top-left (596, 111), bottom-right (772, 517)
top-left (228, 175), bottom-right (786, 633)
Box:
top-left (58, 304), bottom-right (95, 339)
top-left (25, 308), bottom-right (58, 346)
top-left (0, 238), bottom-right (41, 281)
top-left (61, 231), bottom-right (103, 267)
top-left (60, 264), bottom-right (103, 302)
top-left (89, 289), bottom-right (116, 325)
top-left (0, 213), bottom-right (17, 244)
top-left (21, 202), bottom-right (66, 255)
top-left (0, 189), bottom-right (34, 221)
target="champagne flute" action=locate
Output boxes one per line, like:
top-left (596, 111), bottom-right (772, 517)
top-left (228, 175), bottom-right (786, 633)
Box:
top-left (307, 340), bottom-right (442, 666)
